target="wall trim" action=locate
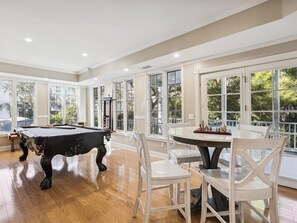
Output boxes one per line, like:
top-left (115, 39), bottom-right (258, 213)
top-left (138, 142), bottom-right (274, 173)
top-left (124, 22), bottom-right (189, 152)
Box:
top-left (111, 141), bottom-right (167, 159)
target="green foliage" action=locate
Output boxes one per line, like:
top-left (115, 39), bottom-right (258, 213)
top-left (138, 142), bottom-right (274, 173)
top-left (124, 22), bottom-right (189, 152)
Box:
top-left (66, 105), bottom-right (77, 124)
top-left (50, 111), bottom-right (63, 125)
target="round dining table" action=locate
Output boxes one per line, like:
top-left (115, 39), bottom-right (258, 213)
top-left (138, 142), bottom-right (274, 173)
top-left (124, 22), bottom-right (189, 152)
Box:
top-left (168, 126), bottom-right (263, 213)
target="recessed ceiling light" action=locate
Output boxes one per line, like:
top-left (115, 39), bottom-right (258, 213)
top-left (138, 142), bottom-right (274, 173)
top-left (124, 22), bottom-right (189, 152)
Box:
top-left (174, 53), bottom-right (180, 58)
top-left (124, 68), bottom-right (129, 72)
top-left (25, 37), bottom-right (32, 43)
top-left (82, 53), bottom-right (88, 57)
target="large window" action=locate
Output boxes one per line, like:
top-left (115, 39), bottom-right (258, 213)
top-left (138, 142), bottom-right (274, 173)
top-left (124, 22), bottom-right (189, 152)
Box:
top-left (115, 82), bottom-right (124, 130)
top-left (251, 67), bottom-right (297, 151)
top-left (0, 80), bottom-right (12, 132)
top-left (167, 70), bottom-right (182, 123)
top-left (93, 86), bottom-right (105, 127)
top-left (17, 82), bottom-right (35, 127)
top-left (149, 70), bottom-right (183, 135)
top-left (93, 87), bottom-right (99, 126)
top-left (65, 87), bottom-right (78, 124)
top-left (150, 74), bottom-right (163, 135)
top-left (49, 85), bottom-right (78, 125)
top-left (206, 76), bottom-right (241, 127)
top-left (126, 80), bottom-right (134, 131)
top-left (113, 80), bottom-right (134, 131)
top-left (50, 85), bottom-right (63, 124)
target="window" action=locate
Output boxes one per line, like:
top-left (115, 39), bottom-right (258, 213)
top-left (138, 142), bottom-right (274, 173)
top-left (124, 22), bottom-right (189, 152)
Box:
top-left (251, 67), bottom-right (297, 151)
top-left (206, 76), bottom-right (241, 127)
top-left (99, 86), bottom-right (105, 127)
top-left (149, 70), bottom-right (183, 135)
top-left (50, 85), bottom-right (63, 124)
top-left (113, 80), bottom-right (134, 131)
top-left (0, 80), bottom-right (12, 132)
top-left (49, 85), bottom-right (79, 125)
top-left (150, 74), bottom-right (163, 135)
top-left (93, 87), bottom-right (99, 126)
top-left (167, 70), bottom-right (182, 123)
top-left (17, 82), bottom-right (35, 127)
top-left (93, 86), bottom-right (105, 127)
top-left (65, 87), bottom-right (78, 124)
top-left (115, 82), bottom-right (124, 130)
top-left (126, 80), bottom-right (134, 131)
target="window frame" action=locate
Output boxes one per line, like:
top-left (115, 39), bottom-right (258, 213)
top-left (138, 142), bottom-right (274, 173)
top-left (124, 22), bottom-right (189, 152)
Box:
top-left (48, 84), bottom-right (80, 125)
top-left (113, 79), bottom-right (135, 132)
top-left (147, 68), bottom-right (184, 136)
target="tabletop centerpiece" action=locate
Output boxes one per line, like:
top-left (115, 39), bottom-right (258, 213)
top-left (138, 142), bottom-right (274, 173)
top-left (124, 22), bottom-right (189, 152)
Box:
top-left (194, 121), bottom-right (231, 135)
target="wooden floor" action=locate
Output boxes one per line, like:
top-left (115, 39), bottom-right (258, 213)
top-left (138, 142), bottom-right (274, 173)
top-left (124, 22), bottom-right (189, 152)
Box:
top-left (0, 144), bottom-right (297, 223)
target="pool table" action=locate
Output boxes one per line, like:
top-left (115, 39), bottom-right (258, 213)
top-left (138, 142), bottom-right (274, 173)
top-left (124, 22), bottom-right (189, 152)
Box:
top-left (15, 124), bottom-right (111, 190)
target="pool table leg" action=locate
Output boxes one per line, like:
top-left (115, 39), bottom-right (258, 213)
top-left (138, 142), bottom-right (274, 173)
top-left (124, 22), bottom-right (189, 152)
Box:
top-left (19, 140), bottom-right (28, 161)
top-left (96, 145), bottom-right (107, 171)
top-left (40, 155), bottom-right (53, 190)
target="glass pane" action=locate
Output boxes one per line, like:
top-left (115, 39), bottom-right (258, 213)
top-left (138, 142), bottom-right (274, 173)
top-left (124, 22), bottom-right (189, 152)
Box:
top-left (207, 79), bottom-right (221, 94)
top-left (280, 90), bottom-right (297, 109)
top-left (176, 70), bottom-right (181, 83)
top-left (208, 95), bottom-right (221, 111)
top-left (227, 95), bottom-right (240, 111)
top-left (168, 85), bottom-right (176, 96)
top-left (157, 74), bottom-right (162, 85)
top-left (226, 76), bottom-right (240, 93)
top-left (150, 75), bottom-right (156, 85)
top-left (168, 72), bottom-right (175, 84)
top-left (65, 87), bottom-right (78, 124)
top-left (279, 67), bottom-right (297, 89)
top-left (251, 112), bottom-right (273, 122)
top-left (251, 71), bottom-right (272, 91)
top-left (17, 82), bottom-right (34, 127)
top-left (0, 81), bottom-right (12, 132)
top-left (251, 92), bottom-right (272, 111)
top-left (208, 112), bottom-right (222, 127)
top-left (157, 87), bottom-right (162, 97)
top-left (227, 113), bottom-right (240, 122)
top-left (280, 112), bottom-right (297, 123)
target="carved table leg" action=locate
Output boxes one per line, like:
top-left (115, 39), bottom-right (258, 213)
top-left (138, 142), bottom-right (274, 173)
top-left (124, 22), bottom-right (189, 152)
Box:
top-left (40, 155), bottom-right (53, 190)
top-left (96, 145), bottom-right (107, 171)
top-left (19, 141), bottom-right (28, 161)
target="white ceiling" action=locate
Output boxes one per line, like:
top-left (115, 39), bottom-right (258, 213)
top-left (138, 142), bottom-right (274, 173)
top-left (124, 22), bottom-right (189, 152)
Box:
top-left (0, 0), bottom-right (269, 75)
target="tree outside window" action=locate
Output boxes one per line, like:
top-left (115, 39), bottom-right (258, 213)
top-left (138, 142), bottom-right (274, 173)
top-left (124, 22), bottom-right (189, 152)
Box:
top-left (207, 76), bottom-right (241, 127)
top-left (150, 74), bottom-right (163, 135)
top-left (167, 70), bottom-right (182, 123)
top-left (115, 82), bottom-right (124, 130)
top-left (0, 80), bottom-right (12, 132)
top-left (251, 67), bottom-right (297, 151)
top-left (126, 80), bottom-right (134, 131)
top-left (16, 82), bottom-right (35, 127)
top-left (49, 85), bottom-right (78, 125)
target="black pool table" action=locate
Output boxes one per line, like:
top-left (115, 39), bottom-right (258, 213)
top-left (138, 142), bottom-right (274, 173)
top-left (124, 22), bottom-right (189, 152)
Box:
top-left (15, 124), bottom-right (111, 190)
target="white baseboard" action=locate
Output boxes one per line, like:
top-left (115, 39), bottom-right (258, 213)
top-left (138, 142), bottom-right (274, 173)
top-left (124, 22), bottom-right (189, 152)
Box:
top-left (0, 145), bottom-right (12, 152)
top-left (110, 141), bottom-right (168, 159)
top-left (278, 175), bottom-right (297, 189)
top-left (0, 145), bottom-right (19, 152)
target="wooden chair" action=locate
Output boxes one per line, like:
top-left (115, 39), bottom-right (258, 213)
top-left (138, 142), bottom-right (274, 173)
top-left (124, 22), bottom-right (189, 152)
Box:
top-left (165, 123), bottom-right (202, 201)
top-left (219, 124), bottom-right (271, 208)
top-left (200, 136), bottom-right (287, 223)
top-left (132, 132), bottom-right (192, 223)
top-left (165, 123), bottom-right (202, 165)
